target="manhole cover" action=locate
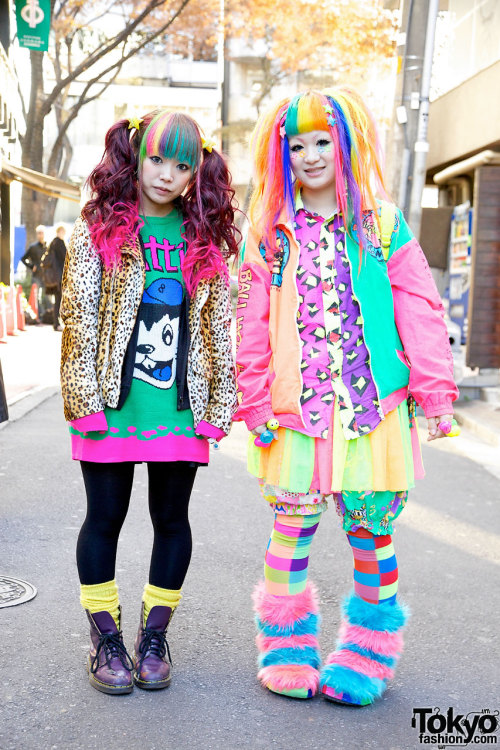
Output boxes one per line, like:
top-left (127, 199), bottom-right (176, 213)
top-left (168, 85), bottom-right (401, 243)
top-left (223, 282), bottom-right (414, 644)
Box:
top-left (0, 576), bottom-right (37, 608)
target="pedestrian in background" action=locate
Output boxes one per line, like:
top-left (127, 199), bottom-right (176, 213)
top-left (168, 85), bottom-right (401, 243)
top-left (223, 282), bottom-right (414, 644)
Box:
top-left (21, 224), bottom-right (46, 321)
top-left (43, 223), bottom-right (67, 331)
top-left (60, 110), bottom-right (239, 694)
top-left (235, 88), bottom-right (458, 706)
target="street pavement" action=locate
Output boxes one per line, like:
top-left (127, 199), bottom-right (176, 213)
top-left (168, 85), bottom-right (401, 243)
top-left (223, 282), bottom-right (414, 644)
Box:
top-left (1, 324), bottom-right (62, 408)
top-left (1, 327), bottom-right (500, 750)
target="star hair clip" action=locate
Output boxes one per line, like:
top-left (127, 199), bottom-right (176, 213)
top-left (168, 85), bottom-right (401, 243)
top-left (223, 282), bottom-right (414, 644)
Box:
top-left (128, 116), bottom-right (143, 142)
top-left (323, 104), bottom-right (336, 127)
top-left (128, 117), bottom-right (143, 131)
top-left (201, 137), bottom-right (216, 152)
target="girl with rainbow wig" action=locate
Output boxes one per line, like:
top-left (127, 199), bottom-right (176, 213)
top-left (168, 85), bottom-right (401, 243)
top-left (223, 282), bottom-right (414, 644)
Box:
top-left (236, 87), bottom-right (458, 705)
top-left (61, 109), bottom-right (239, 694)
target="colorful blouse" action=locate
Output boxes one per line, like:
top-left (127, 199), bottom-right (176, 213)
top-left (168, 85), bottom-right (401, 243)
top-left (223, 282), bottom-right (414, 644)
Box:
top-left (293, 197), bottom-right (383, 440)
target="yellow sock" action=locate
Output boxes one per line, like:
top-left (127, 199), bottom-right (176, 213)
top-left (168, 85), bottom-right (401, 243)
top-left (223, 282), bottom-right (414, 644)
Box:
top-left (143, 583), bottom-right (182, 625)
top-left (80, 579), bottom-right (120, 628)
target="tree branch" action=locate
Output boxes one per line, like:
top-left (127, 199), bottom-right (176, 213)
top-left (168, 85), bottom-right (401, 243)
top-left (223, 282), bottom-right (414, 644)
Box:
top-left (68, 0), bottom-right (124, 31)
top-left (25, 51), bottom-right (44, 153)
top-left (54, 0), bottom-right (192, 118)
top-left (59, 132), bottom-right (74, 182)
top-left (12, 62), bottom-right (28, 125)
top-left (54, 0), bottom-right (72, 20)
top-left (42, 0), bottom-right (190, 115)
top-left (47, 65), bottom-right (122, 175)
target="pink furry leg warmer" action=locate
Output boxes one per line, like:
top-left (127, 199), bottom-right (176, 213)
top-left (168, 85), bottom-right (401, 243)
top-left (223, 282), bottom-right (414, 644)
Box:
top-left (252, 581), bottom-right (321, 700)
top-left (320, 591), bottom-right (409, 706)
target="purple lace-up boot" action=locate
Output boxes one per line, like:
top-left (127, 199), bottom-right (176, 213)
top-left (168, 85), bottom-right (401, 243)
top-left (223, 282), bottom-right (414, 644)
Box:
top-left (86, 609), bottom-right (134, 695)
top-left (133, 604), bottom-right (173, 690)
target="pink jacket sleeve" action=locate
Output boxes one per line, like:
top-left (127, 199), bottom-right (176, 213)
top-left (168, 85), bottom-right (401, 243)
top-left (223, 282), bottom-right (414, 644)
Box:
top-left (387, 230), bottom-right (459, 418)
top-left (234, 231), bottom-right (275, 431)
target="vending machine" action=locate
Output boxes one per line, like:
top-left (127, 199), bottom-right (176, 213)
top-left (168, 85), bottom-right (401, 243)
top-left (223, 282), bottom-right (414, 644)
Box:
top-left (447, 201), bottom-right (472, 345)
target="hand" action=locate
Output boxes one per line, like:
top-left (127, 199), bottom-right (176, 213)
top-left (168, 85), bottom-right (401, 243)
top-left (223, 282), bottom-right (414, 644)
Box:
top-left (195, 430), bottom-right (225, 441)
top-left (251, 423), bottom-right (267, 437)
top-left (427, 413), bottom-right (453, 441)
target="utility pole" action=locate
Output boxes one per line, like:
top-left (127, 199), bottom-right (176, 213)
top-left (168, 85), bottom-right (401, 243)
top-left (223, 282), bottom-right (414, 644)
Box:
top-left (408, 0), bottom-right (439, 236)
top-left (218, 0), bottom-right (230, 154)
top-left (388, 0), bottom-right (439, 237)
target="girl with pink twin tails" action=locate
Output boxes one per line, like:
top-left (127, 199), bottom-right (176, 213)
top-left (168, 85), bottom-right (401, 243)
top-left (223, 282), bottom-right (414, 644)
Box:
top-left (235, 88), bottom-right (458, 705)
top-left (61, 110), bottom-right (239, 694)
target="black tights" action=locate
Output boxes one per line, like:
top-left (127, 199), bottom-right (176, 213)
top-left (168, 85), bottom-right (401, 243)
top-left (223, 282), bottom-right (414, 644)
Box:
top-left (77, 461), bottom-right (197, 589)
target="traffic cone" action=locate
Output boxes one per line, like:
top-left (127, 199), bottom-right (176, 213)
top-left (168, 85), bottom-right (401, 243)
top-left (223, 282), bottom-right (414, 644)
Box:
top-left (16, 285), bottom-right (26, 331)
top-left (5, 286), bottom-right (19, 335)
top-left (28, 283), bottom-right (39, 320)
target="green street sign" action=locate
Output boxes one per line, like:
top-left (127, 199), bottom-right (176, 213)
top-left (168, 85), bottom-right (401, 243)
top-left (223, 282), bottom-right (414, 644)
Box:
top-left (15, 0), bottom-right (51, 52)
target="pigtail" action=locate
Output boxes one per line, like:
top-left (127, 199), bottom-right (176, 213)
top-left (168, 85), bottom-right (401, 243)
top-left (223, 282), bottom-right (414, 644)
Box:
top-left (248, 99), bottom-right (289, 254)
top-left (82, 119), bottom-right (141, 267)
top-left (181, 147), bottom-right (240, 296)
top-left (324, 88), bottom-right (392, 263)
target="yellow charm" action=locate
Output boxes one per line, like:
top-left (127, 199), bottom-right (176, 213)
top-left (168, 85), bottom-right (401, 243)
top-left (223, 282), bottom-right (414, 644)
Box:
top-left (128, 117), bottom-right (143, 131)
top-left (201, 137), bottom-right (216, 153)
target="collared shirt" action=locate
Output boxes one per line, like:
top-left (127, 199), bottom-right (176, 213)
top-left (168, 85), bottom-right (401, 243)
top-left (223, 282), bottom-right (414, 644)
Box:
top-left (293, 193), bottom-right (383, 439)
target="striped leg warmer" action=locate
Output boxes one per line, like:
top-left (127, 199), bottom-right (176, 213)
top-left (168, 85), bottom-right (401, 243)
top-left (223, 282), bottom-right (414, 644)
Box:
top-left (347, 529), bottom-right (398, 604)
top-left (264, 513), bottom-right (321, 596)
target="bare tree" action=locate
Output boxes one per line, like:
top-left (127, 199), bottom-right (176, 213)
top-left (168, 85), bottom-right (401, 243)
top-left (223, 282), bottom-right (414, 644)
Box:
top-left (17, 0), bottom-right (193, 239)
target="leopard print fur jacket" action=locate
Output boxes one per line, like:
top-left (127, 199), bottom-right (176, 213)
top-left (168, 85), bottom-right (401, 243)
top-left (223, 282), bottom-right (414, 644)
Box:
top-left (60, 216), bottom-right (237, 435)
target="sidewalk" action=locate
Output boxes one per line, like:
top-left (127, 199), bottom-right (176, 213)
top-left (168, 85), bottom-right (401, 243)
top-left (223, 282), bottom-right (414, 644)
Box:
top-left (454, 398), bottom-right (500, 446)
top-left (0, 324), bottom-right (62, 427)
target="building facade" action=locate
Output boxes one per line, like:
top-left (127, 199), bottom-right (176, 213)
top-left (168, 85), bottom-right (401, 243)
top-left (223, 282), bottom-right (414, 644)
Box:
top-left (0, 0), bottom-right (22, 285)
top-left (426, 0), bottom-right (500, 369)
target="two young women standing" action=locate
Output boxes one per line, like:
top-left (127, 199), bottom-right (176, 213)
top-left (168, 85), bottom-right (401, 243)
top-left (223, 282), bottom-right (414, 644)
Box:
top-left (61, 89), bottom-right (457, 703)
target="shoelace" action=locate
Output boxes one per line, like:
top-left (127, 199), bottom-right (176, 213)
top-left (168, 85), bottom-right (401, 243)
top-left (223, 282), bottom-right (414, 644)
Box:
top-left (91, 631), bottom-right (134, 673)
top-left (137, 627), bottom-right (172, 669)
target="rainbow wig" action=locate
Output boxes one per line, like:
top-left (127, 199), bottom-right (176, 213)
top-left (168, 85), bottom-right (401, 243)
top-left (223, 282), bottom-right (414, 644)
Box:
top-left (249, 87), bottom-right (390, 254)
